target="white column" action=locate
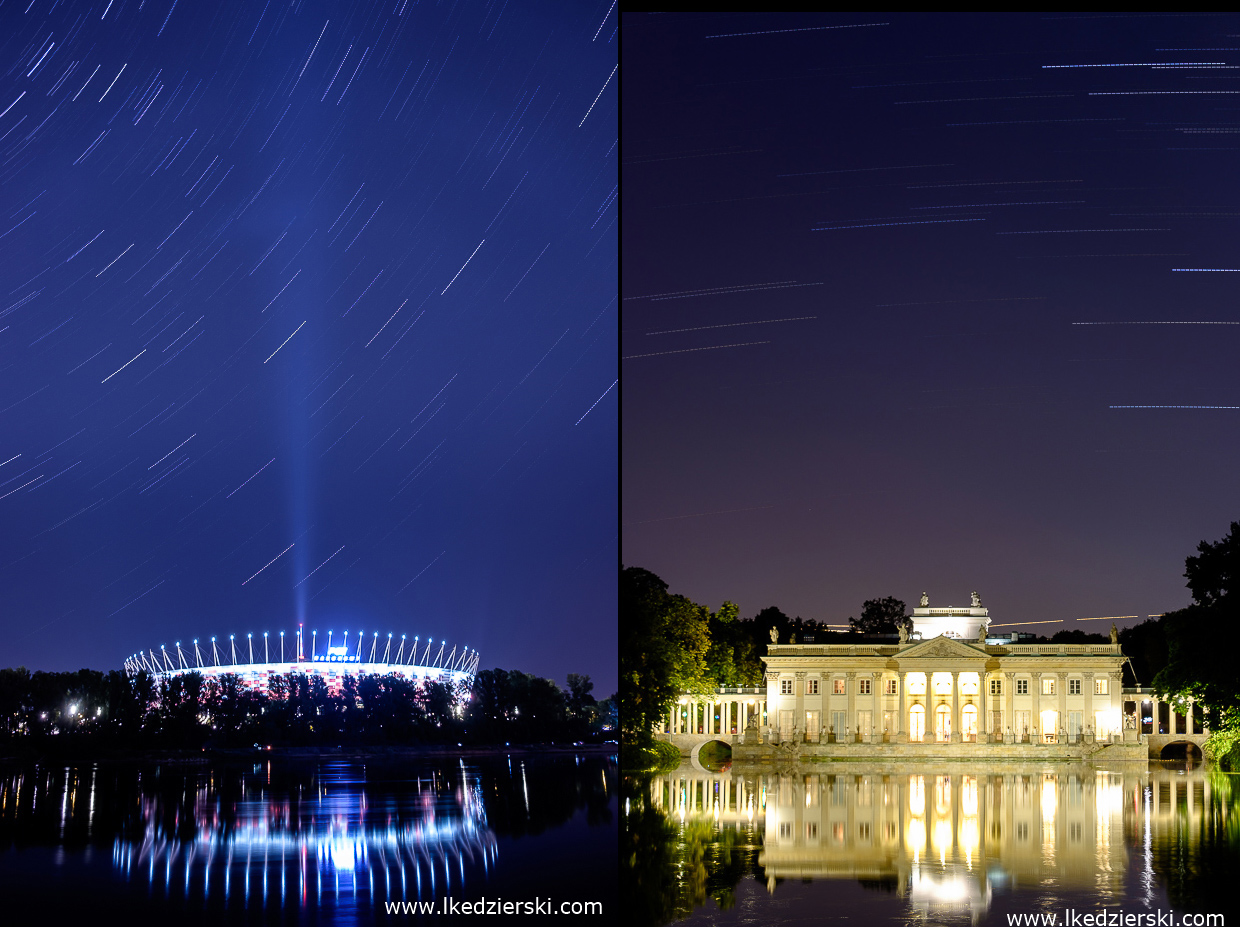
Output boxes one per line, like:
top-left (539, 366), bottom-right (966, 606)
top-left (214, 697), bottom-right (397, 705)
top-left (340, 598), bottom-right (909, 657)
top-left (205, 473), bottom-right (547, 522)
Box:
top-left (951, 671), bottom-right (960, 742)
top-left (897, 671), bottom-right (905, 735)
top-left (1057, 672), bottom-right (1067, 740)
top-left (1084, 673), bottom-right (1094, 738)
top-left (1031, 672), bottom-right (1042, 741)
top-left (846, 672), bottom-right (857, 740)
top-left (1005, 672), bottom-right (1014, 740)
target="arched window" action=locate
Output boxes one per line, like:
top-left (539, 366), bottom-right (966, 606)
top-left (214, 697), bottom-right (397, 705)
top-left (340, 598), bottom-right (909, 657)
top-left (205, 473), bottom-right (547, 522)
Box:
top-left (909, 704), bottom-right (925, 741)
top-left (961, 704), bottom-right (978, 742)
top-left (936, 704), bottom-right (952, 741)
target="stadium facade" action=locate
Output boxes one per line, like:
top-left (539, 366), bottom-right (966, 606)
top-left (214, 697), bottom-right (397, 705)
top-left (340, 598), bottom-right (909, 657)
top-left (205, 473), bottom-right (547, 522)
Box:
top-left (125, 626), bottom-right (479, 693)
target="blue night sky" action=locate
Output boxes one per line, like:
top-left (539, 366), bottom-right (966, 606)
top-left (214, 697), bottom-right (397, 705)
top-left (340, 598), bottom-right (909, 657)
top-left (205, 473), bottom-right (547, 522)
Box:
top-left (624, 13), bottom-right (1240, 635)
top-left (0, 1), bottom-right (617, 695)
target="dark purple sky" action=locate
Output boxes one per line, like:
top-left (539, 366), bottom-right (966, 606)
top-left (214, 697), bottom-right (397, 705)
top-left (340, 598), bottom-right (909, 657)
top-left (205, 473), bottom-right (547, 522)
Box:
top-left (622, 12), bottom-right (1240, 635)
top-left (1, 1), bottom-right (617, 695)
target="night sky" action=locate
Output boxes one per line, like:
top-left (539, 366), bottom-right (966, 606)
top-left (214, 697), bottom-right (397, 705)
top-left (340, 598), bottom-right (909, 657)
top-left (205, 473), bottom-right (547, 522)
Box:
top-left (0, 1), bottom-right (617, 694)
top-left (623, 13), bottom-right (1240, 635)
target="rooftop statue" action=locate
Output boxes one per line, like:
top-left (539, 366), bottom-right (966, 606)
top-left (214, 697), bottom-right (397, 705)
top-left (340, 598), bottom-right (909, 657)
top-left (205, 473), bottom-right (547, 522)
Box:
top-left (977, 616), bottom-right (990, 642)
top-left (971, 590), bottom-right (982, 608)
top-left (1110, 623), bottom-right (1119, 645)
top-left (920, 592), bottom-right (929, 607)
top-left (769, 627), bottom-right (779, 644)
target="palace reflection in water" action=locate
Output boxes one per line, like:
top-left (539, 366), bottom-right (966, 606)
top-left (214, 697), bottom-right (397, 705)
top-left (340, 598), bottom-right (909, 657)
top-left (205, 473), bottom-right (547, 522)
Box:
top-left (639, 761), bottom-right (1238, 925)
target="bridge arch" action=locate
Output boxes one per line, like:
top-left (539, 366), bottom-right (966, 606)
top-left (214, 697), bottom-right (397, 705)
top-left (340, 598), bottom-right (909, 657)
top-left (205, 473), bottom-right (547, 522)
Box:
top-left (689, 738), bottom-right (732, 771)
top-left (1159, 740), bottom-right (1203, 761)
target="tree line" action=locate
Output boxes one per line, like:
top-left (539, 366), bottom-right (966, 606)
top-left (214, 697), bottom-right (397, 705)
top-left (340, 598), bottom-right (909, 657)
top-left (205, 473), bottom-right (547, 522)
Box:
top-left (0, 666), bottom-right (616, 750)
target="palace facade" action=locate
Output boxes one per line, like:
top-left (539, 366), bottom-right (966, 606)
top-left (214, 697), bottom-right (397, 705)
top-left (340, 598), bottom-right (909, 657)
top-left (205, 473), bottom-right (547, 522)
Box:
top-left (759, 597), bottom-right (1127, 746)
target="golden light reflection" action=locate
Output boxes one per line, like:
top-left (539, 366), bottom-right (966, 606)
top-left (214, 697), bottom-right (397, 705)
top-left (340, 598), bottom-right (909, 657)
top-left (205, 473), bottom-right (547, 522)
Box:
top-left (907, 817), bottom-right (926, 850)
top-left (1041, 775), bottom-right (1057, 818)
top-left (909, 775), bottom-right (925, 816)
top-left (961, 776), bottom-right (978, 816)
top-left (933, 818), bottom-right (953, 855)
top-left (935, 775), bottom-right (951, 815)
top-left (959, 818), bottom-right (979, 854)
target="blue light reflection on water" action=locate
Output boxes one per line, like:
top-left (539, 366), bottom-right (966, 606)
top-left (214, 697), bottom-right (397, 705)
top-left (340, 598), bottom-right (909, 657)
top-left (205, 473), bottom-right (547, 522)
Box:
top-left (1, 751), bottom-right (617, 923)
top-left (110, 763), bottom-right (497, 911)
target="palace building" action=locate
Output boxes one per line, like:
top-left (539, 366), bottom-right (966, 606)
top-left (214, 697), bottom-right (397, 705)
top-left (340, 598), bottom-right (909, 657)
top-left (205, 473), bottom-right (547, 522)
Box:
top-left (757, 595), bottom-right (1126, 747)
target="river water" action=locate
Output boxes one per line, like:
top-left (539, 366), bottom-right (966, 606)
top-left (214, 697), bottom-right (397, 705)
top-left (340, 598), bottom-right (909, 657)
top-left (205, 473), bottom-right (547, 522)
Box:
top-left (624, 759), bottom-right (1239, 926)
top-left (0, 751), bottom-right (617, 924)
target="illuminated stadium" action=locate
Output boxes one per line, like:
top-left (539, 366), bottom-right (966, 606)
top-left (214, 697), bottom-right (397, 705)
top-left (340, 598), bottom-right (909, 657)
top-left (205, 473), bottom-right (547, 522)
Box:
top-left (124, 626), bottom-right (479, 693)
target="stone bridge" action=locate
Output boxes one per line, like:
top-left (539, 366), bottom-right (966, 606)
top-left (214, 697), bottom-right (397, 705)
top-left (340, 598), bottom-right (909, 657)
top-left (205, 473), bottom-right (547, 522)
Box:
top-left (656, 732), bottom-right (736, 770)
top-left (1146, 732), bottom-right (1208, 760)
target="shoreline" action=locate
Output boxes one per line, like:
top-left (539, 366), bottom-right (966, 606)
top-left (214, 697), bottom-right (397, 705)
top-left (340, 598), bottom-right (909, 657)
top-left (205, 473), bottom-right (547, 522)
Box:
top-left (0, 741), bottom-right (618, 767)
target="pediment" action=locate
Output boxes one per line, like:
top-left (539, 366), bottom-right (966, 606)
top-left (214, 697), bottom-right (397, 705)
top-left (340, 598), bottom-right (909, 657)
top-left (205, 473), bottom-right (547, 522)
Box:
top-left (899, 634), bottom-right (986, 661)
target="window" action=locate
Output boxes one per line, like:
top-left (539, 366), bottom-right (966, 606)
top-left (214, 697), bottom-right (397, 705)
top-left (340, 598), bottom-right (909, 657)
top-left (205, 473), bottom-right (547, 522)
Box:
top-left (806, 822), bottom-right (818, 839)
top-left (833, 678), bottom-right (845, 694)
top-left (1042, 678), bottom-right (1055, 696)
top-left (1095, 677), bottom-right (1109, 695)
top-left (807, 679), bottom-right (819, 695)
top-left (885, 678), bottom-right (897, 695)
top-left (1069, 678), bottom-right (1081, 695)
top-left (1016, 678), bottom-right (1029, 695)
top-left (989, 678), bottom-right (1002, 696)
top-left (781, 679), bottom-right (793, 695)
top-left (858, 678), bottom-right (871, 695)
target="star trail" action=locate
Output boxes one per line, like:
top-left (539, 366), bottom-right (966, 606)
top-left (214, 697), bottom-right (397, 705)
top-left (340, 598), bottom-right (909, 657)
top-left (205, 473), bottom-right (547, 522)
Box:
top-left (0, 0), bottom-right (617, 695)
top-left (623, 12), bottom-right (1240, 634)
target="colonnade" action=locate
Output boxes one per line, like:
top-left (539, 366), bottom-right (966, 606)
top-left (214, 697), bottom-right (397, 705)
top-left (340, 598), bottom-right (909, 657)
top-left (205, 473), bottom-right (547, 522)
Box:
top-left (1132, 690), bottom-right (1199, 735)
top-left (666, 694), bottom-right (766, 736)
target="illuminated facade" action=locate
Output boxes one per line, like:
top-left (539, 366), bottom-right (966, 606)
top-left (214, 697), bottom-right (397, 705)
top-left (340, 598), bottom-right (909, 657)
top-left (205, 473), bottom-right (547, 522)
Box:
top-left (759, 599), bottom-right (1128, 747)
top-left (124, 626), bottom-right (480, 694)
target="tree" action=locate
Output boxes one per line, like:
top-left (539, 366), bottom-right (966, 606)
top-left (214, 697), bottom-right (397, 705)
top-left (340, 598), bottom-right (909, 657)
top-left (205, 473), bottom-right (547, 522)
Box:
top-left (749, 606), bottom-right (790, 651)
top-left (1184, 519), bottom-right (1240, 608)
top-left (1154, 522), bottom-right (1240, 766)
top-left (706, 602), bottom-right (762, 687)
top-left (619, 567), bottom-right (711, 750)
top-left (849, 597), bottom-right (909, 635)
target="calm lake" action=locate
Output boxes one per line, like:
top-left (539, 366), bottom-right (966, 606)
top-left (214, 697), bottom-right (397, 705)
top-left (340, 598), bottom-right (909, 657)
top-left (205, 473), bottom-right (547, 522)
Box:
top-left (0, 750), bottom-right (617, 924)
top-left (624, 759), bottom-right (1239, 926)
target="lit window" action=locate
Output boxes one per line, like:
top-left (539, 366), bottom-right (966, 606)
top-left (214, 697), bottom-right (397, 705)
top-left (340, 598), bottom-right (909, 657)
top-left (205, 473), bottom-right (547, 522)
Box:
top-left (1016, 679), bottom-right (1029, 695)
top-left (859, 678), bottom-right (871, 695)
top-left (885, 678), bottom-right (897, 695)
top-left (1069, 678), bottom-right (1081, 695)
top-left (833, 678), bottom-right (845, 695)
top-left (1095, 677), bottom-right (1109, 695)
top-left (781, 679), bottom-right (793, 695)
top-left (1042, 678), bottom-right (1055, 696)
top-left (990, 679), bottom-right (1002, 696)
top-left (807, 679), bottom-right (819, 695)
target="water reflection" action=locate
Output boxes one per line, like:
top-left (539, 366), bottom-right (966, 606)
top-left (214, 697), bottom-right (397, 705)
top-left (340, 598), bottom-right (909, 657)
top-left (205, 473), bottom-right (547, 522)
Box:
top-left (629, 761), bottom-right (1240, 926)
top-left (109, 762), bottom-right (496, 908)
top-left (1, 752), bottom-right (616, 920)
